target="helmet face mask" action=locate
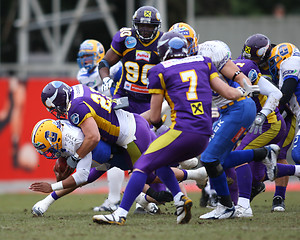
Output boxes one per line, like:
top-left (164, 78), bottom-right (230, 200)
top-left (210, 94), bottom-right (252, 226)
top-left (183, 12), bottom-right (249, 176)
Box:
top-left (77, 40), bottom-right (105, 72)
top-left (132, 6), bottom-right (161, 43)
top-left (268, 42), bottom-right (299, 81)
top-left (242, 33), bottom-right (271, 67)
top-left (157, 31), bottom-right (188, 61)
top-left (41, 81), bottom-right (71, 119)
top-left (31, 119), bottom-right (63, 159)
top-left (169, 22), bottom-right (198, 56)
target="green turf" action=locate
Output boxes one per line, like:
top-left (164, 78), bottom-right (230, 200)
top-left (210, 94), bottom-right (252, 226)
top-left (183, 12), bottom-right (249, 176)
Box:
top-left (0, 191), bottom-right (300, 240)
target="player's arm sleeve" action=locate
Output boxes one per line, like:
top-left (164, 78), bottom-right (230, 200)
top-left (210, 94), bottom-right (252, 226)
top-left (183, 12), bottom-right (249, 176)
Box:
top-left (258, 76), bottom-right (283, 116)
top-left (72, 152), bottom-right (92, 185)
top-left (279, 77), bottom-right (298, 107)
top-left (147, 66), bottom-right (165, 95)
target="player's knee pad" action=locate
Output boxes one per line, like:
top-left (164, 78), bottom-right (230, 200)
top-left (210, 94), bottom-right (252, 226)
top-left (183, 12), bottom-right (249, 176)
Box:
top-left (202, 160), bottom-right (224, 178)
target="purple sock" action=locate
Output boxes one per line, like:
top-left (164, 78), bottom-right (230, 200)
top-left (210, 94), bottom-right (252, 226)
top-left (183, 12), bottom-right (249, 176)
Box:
top-left (274, 186), bottom-right (286, 200)
top-left (225, 168), bottom-right (238, 205)
top-left (87, 168), bottom-right (105, 183)
top-left (156, 166), bottom-right (181, 196)
top-left (149, 182), bottom-right (166, 192)
top-left (236, 164), bottom-right (252, 199)
top-left (276, 163), bottom-right (296, 178)
top-left (249, 161), bottom-right (265, 187)
top-left (51, 191), bottom-right (60, 200)
top-left (119, 171), bottom-right (147, 211)
top-left (181, 169), bottom-right (188, 181)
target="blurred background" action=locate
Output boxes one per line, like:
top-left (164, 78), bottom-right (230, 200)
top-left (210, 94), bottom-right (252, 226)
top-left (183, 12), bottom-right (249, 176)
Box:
top-left (0, 0), bottom-right (299, 185)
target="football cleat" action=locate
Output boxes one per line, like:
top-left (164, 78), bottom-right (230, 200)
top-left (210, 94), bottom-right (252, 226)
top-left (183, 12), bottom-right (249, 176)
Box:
top-left (194, 167), bottom-right (208, 189)
top-left (93, 213), bottom-right (126, 225)
top-left (175, 195), bottom-right (193, 224)
top-left (271, 196), bottom-right (285, 212)
top-left (234, 205), bottom-right (253, 218)
top-left (262, 144), bottom-right (280, 181)
top-left (199, 203), bottom-right (235, 220)
top-left (250, 182), bottom-right (266, 202)
top-left (135, 193), bottom-right (160, 215)
top-left (178, 157), bottom-right (199, 169)
top-left (93, 199), bottom-right (120, 212)
top-left (31, 200), bottom-right (49, 217)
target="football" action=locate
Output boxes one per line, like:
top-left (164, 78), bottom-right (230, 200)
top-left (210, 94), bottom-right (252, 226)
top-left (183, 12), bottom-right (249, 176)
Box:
top-left (54, 157), bottom-right (68, 173)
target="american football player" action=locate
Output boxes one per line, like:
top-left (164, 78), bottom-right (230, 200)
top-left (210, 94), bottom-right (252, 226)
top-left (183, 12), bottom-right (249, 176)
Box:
top-left (169, 23), bottom-right (259, 219)
top-left (98, 5), bottom-right (162, 115)
top-left (77, 39), bottom-right (125, 212)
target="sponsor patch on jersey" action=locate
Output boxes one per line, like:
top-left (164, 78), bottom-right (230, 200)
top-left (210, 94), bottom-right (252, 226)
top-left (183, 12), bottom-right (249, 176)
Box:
top-left (248, 69), bottom-right (258, 82)
top-left (282, 69), bottom-right (297, 78)
top-left (125, 36), bottom-right (137, 48)
top-left (190, 101), bottom-right (204, 115)
top-left (136, 50), bottom-right (151, 62)
top-left (70, 113), bottom-right (80, 125)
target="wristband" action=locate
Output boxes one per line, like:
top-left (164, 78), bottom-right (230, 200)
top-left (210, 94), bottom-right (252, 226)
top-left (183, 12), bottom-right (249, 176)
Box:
top-left (232, 70), bottom-right (241, 81)
top-left (51, 181), bottom-right (63, 191)
top-left (150, 119), bottom-right (163, 129)
top-left (73, 152), bottom-right (81, 160)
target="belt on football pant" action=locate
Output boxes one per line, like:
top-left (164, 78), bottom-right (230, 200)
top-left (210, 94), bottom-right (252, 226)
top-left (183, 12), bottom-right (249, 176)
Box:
top-left (220, 96), bottom-right (247, 110)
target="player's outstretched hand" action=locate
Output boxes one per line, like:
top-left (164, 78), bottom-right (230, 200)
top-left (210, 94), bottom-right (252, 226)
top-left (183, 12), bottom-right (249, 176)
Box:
top-left (29, 182), bottom-right (52, 193)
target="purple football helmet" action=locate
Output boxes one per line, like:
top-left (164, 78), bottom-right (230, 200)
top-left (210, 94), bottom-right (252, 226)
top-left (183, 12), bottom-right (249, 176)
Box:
top-left (41, 81), bottom-right (71, 119)
top-left (132, 6), bottom-right (161, 43)
top-left (242, 33), bottom-right (272, 67)
top-left (157, 31), bottom-right (188, 61)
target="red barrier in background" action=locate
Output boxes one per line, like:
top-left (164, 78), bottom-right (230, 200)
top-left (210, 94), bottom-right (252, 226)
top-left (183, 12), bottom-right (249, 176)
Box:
top-left (0, 77), bottom-right (78, 180)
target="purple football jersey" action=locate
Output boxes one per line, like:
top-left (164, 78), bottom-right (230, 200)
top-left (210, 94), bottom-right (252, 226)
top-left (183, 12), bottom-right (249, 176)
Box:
top-left (111, 27), bottom-right (163, 103)
top-left (67, 84), bottom-right (120, 144)
top-left (148, 55), bottom-right (218, 135)
top-left (233, 59), bottom-right (281, 123)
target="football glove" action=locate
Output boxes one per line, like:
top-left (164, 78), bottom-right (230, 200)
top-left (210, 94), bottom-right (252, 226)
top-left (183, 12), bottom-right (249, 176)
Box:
top-left (102, 77), bottom-right (114, 92)
top-left (249, 112), bottom-right (267, 135)
top-left (242, 78), bottom-right (260, 97)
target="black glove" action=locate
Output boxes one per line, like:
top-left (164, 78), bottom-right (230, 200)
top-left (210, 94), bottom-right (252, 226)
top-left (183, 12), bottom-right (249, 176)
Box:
top-left (249, 112), bottom-right (267, 135)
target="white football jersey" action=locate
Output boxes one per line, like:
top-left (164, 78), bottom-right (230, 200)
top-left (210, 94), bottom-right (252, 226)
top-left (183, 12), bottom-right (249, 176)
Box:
top-left (59, 120), bottom-right (92, 171)
top-left (77, 67), bottom-right (102, 92)
top-left (278, 56), bottom-right (300, 121)
top-left (197, 40), bottom-right (234, 108)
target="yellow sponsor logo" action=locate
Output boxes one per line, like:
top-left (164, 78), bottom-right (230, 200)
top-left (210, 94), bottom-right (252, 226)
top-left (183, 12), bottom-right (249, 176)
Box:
top-left (190, 101), bottom-right (204, 115)
top-left (245, 46), bottom-right (251, 54)
top-left (144, 10), bottom-right (151, 17)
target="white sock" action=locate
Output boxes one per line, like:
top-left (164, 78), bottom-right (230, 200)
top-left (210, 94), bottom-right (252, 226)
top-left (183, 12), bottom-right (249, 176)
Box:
top-left (44, 194), bottom-right (55, 205)
top-left (237, 197), bottom-right (250, 209)
top-left (107, 167), bottom-right (124, 203)
top-left (294, 165), bottom-right (300, 177)
top-left (174, 192), bottom-right (184, 205)
top-left (186, 167), bottom-right (207, 180)
top-left (114, 207), bottom-right (128, 218)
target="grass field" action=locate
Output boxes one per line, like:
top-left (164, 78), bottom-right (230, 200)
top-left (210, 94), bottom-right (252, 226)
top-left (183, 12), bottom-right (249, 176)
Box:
top-left (1, 191), bottom-right (300, 240)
